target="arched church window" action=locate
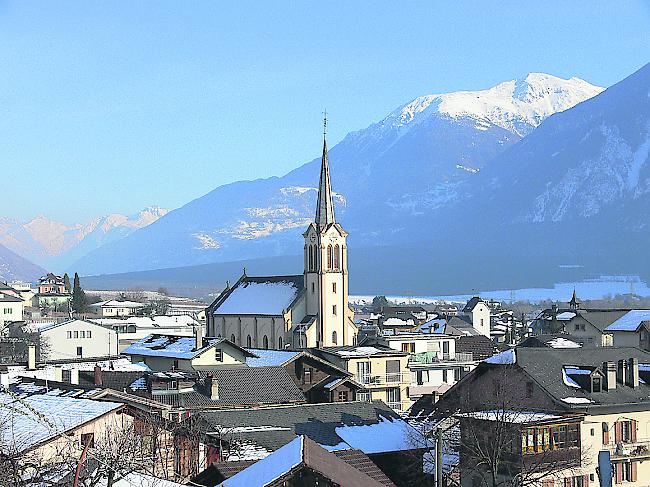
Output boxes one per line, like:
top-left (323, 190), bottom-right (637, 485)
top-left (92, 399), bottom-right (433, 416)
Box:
top-left (246, 335), bottom-right (252, 348)
top-left (263, 335), bottom-right (269, 349)
top-left (327, 245), bottom-right (333, 270)
top-left (278, 336), bottom-right (283, 349)
top-left (332, 331), bottom-right (337, 345)
top-left (230, 334), bottom-right (236, 344)
top-left (308, 245), bottom-right (313, 271)
top-left (334, 245), bottom-right (340, 270)
top-left (312, 244), bottom-right (318, 270)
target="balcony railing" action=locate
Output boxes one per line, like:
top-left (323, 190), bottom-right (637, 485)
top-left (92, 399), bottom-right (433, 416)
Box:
top-left (386, 402), bottom-right (403, 411)
top-left (608, 441), bottom-right (650, 459)
top-left (355, 372), bottom-right (408, 386)
top-left (409, 351), bottom-right (474, 364)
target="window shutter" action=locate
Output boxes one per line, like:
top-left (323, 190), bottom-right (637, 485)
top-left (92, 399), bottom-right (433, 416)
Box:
top-left (631, 420), bottom-right (637, 442)
top-left (614, 421), bottom-right (622, 444)
top-left (563, 478), bottom-right (570, 487)
top-left (631, 461), bottom-right (638, 482)
top-left (614, 463), bottom-right (623, 484)
top-left (583, 474), bottom-right (589, 486)
top-left (603, 423), bottom-right (609, 445)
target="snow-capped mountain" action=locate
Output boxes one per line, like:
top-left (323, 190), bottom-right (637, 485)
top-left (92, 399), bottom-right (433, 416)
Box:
top-left (70, 72), bottom-right (604, 277)
top-left (0, 206), bottom-right (168, 271)
top-left (0, 243), bottom-right (45, 283)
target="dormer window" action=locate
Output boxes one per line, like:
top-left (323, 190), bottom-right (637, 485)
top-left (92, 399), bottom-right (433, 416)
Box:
top-left (592, 376), bottom-right (602, 393)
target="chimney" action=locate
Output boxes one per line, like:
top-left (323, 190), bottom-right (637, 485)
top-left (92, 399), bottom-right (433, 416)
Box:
top-left (617, 359), bottom-right (627, 385)
top-left (626, 357), bottom-right (639, 388)
top-left (0, 366), bottom-right (9, 391)
top-left (210, 378), bottom-right (219, 400)
top-left (94, 365), bottom-right (103, 386)
top-left (603, 361), bottom-right (616, 390)
top-left (27, 345), bottom-right (36, 371)
top-left (53, 367), bottom-right (63, 382)
top-left (195, 326), bottom-right (204, 349)
top-left (70, 368), bottom-right (79, 385)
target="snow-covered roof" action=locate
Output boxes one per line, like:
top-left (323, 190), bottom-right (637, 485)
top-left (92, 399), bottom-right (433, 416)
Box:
top-left (334, 415), bottom-right (429, 454)
top-left (382, 317), bottom-right (414, 327)
top-left (38, 318), bottom-right (114, 333)
top-left (245, 348), bottom-right (300, 367)
top-left (484, 349), bottom-right (516, 364)
top-left (214, 277), bottom-right (303, 316)
top-left (94, 315), bottom-right (199, 328)
top-left (604, 310), bottom-right (650, 332)
top-left (547, 337), bottom-right (581, 349)
top-left (458, 410), bottom-right (562, 424)
top-left (89, 299), bottom-right (145, 309)
top-left (221, 435), bottom-right (303, 487)
top-left (556, 311), bottom-right (576, 321)
top-left (123, 334), bottom-right (227, 359)
top-left (0, 392), bottom-right (123, 453)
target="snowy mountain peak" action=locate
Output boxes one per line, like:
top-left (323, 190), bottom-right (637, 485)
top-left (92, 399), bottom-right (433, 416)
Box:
top-left (384, 73), bottom-right (603, 137)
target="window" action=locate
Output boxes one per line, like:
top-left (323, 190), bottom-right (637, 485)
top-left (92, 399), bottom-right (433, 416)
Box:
top-left (246, 335), bottom-right (252, 348)
top-left (357, 391), bottom-right (371, 402)
top-left (230, 334), bottom-right (236, 343)
top-left (173, 359), bottom-right (179, 370)
top-left (443, 369), bottom-right (448, 382)
top-left (170, 381), bottom-right (177, 389)
top-left (619, 420), bottom-right (634, 443)
top-left (81, 433), bottom-right (94, 448)
top-left (76, 346), bottom-right (82, 357)
top-left (304, 367), bottom-right (312, 384)
top-left (311, 282), bottom-right (315, 293)
top-left (332, 282), bottom-right (336, 293)
top-left (87, 330), bottom-right (91, 338)
top-left (592, 376), bottom-right (602, 392)
top-left (387, 387), bottom-right (401, 406)
top-left (615, 462), bottom-right (638, 482)
top-left (401, 342), bottom-right (415, 353)
top-left (327, 245), bottom-right (333, 269)
top-left (332, 331), bottom-right (337, 345)
top-left (526, 381), bottom-right (534, 398)
top-left (74, 331), bottom-right (79, 339)
top-left (337, 390), bottom-right (348, 402)
top-left (278, 336), bottom-right (283, 349)
top-left (67, 331), bottom-right (72, 339)
top-left (334, 245), bottom-right (340, 270)
top-left (442, 341), bottom-right (449, 355)
top-left (308, 245), bottom-right (314, 270)
top-left (357, 362), bottom-right (371, 384)
top-left (215, 348), bottom-right (223, 362)
top-left (80, 331), bottom-right (86, 338)
top-left (454, 368), bottom-right (461, 381)
top-left (332, 305), bottom-right (337, 316)
top-left (263, 335), bottom-right (269, 349)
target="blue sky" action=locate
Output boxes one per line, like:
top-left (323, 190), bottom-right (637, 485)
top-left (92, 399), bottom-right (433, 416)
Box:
top-left (1, 1), bottom-right (648, 223)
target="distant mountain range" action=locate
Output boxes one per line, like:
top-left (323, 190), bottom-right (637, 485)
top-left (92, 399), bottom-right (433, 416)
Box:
top-left (0, 243), bottom-right (45, 283)
top-left (0, 207), bottom-right (168, 273)
top-left (6, 65), bottom-right (650, 296)
top-left (70, 72), bottom-right (604, 279)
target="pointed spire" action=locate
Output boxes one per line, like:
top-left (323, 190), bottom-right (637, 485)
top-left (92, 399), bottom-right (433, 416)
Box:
top-left (315, 112), bottom-right (336, 230)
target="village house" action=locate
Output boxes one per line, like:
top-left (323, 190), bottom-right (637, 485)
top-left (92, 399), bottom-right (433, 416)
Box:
top-left (206, 135), bottom-right (357, 350)
top-left (0, 292), bottom-right (24, 325)
top-left (444, 296), bottom-right (491, 338)
top-left (411, 346), bottom-right (650, 486)
top-left (123, 328), bottom-right (253, 372)
top-left (34, 318), bottom-right (118, 360)
top-left (87, 299), bottom-right (145, 317)
top-left (602, 310), bottom-right (650, 350)
top-left (312, 345), bottom-right (411, 412)
top-left (212, 435), bottom-right (394, 487)
top-left (194, 401), bottom-right (431, 487)
top-left (33, 273), bottom-right (72, 310)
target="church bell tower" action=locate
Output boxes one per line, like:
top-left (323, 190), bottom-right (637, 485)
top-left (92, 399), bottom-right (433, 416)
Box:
top-left (303, 117), bottom-right (352, 347)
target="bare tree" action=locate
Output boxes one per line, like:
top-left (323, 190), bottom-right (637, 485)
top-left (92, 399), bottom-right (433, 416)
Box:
top-left (124, 288), bottom-right (146, 303)
top-left (428, 366), bottom-right (587, 487)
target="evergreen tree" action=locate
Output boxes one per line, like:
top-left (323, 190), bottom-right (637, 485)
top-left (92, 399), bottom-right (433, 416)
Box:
top-left (71, 272), bottom-right (87, 313)
top-left (63, 273), bottom-right (71, 293)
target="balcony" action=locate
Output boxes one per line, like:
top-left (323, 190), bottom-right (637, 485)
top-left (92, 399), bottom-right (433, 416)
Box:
top-left (355, 372), bottom-right (408, 386)
top-left (608, 441), bottom-right (650, 460)
top-left (409, 351), bottom-right (474, 365)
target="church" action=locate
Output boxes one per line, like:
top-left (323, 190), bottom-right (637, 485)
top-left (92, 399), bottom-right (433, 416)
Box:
top-left (206, 133), bottom-right (357, 349)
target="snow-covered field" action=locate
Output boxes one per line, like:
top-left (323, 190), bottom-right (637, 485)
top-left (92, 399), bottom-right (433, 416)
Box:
top-left (350, 275), bottom-right (650, 305)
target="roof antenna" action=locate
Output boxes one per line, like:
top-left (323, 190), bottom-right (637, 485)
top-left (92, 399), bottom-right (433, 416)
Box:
top-left (242, 267), bottom-right (247, 277)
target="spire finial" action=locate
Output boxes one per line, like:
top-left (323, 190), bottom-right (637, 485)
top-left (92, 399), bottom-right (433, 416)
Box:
top-left (323, 109), bottom-right (327, 139)
top-left (315, 114), bottom-right (335, 229)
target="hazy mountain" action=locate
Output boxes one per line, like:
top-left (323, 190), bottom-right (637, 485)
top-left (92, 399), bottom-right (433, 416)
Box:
top-left (0, 243), bottom-right (45, 283)
top-left (0, 206), bottom-right (168, 271)
top-left (72, 73), bottom-right (602, 277)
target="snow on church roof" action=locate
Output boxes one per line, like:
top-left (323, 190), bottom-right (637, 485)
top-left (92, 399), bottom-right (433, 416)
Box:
top-left (214, 276), bottom-right (303, 316)
top-left (605, 310), bottom-right (650, 332)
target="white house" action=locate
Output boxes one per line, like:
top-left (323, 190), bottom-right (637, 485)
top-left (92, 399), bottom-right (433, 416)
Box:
top-left (88, 299), bottom-right (145, 317)
top-left (0, 293), bottom-right (24, 325)
top-left (460, 296), bottom-right (491, 337)
top-left (36, 319), bottom-right (118, 360)
top-left (93, 315), bottom-right (200, 352)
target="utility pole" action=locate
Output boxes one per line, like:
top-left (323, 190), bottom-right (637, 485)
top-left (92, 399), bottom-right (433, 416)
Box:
top-left (436, 427), bottom-right (443, 487)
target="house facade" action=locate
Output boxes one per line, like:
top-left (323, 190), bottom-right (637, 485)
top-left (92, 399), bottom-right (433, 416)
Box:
top-left (38, 319), bottom-right (118, 360)
top-left (206, 135), bottom-right (357, 350)
top-left (88, 299), bottom-right (145, 317)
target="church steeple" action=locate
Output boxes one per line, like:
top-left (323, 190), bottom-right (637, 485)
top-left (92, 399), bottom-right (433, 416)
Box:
top-left (315, 115), bottom-right (335, 230)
